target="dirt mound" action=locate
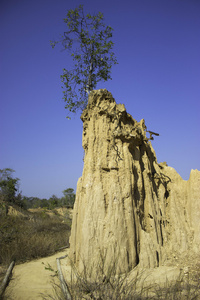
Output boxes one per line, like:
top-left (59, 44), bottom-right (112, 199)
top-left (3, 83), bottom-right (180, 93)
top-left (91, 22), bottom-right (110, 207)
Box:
top-left (8, 206), bottom-right (29, 218)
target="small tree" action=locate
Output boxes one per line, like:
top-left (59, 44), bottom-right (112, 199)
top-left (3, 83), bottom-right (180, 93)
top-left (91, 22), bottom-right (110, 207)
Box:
top-left (0, 168), bottom-right (20, 203)
top-left (48, 194), bottom-right (59, 209)
top-left (62, 188), bottom-right (75, 208)
top-left (51, 5), bottom-right (118, 117)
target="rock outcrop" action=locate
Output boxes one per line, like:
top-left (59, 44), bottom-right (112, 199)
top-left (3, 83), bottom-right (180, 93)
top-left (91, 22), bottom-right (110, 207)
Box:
top-left (69, 89), bottom-right (200, 274)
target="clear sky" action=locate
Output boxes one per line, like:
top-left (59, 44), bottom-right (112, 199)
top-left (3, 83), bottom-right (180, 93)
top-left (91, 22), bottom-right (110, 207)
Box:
top-left (0, 0), bottom-right (199, 199)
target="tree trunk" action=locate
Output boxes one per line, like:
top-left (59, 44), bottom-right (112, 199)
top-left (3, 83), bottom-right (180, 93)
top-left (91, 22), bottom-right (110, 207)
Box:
top-left (0, 261), bottom-right (15, 298)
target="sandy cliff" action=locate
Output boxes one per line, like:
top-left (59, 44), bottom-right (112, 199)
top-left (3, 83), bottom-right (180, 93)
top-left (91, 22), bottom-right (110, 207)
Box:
top-left (69, 89), bottom-right (200, 274)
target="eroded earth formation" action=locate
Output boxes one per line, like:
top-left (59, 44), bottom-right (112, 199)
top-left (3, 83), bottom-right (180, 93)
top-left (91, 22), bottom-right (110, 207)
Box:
top-left (69, 89), bottom-right (200, 274)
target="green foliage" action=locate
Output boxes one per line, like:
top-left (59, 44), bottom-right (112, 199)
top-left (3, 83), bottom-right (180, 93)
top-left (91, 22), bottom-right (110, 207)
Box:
top-left (0, 168), bottom-right (75, 211)
top-left (51, 5), bottom-right (118, 117)
top-left (62, 188), bottom-right (75, 208)
top-left (42, 262), bottom-right (58, 276)
top-left (21, 189), bottom-right (75, 210)
top-left (0, 168), bottom-right (20, 204)
top-left (48, 194), bottom-right (59, 209)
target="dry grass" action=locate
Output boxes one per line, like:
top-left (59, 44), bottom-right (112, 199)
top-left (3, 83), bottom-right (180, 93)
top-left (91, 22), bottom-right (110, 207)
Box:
top-left (1, 205), bottom-right (199, 300)
top-left (42, 254), bottom-right (154, 300)
top-left (42, 255), bottom-right (200, 300)
top-left (0, 208), bottom-right (72, 267)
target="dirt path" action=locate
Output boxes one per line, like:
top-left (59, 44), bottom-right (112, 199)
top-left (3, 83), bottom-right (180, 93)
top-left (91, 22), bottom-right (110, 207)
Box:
top-left (5, 250), bottom-right (70, 300)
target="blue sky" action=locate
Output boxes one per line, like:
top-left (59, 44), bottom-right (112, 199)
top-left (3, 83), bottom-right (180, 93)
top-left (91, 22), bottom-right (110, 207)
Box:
top-left (0, 0), bottom-right (199, 199)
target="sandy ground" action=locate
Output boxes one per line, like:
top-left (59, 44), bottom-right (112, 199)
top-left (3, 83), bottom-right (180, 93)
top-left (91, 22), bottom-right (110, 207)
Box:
top-left (4, 248), bottom-right (196, 300)
top-left (4, 250), bottom-right (70, 300)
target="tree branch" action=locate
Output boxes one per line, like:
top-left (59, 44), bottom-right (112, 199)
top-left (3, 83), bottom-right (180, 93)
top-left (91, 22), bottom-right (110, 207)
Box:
top-left (56, 255), bottom-right (72, 300)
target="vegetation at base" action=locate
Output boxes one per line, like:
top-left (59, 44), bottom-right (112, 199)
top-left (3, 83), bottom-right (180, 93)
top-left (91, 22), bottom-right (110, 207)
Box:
top-left (0, 207), bottom-right (71, 268)
top-left (42, 255), bottom-right (200, 300)
top-left (0, 168), bottom-right (73, 288)
top-left (51, 4), bottom-right (118, 117)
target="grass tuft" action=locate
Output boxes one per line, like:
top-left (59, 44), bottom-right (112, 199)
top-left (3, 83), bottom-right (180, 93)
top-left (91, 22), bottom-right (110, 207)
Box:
top-left (42, 254), bottom-right (200, 300)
